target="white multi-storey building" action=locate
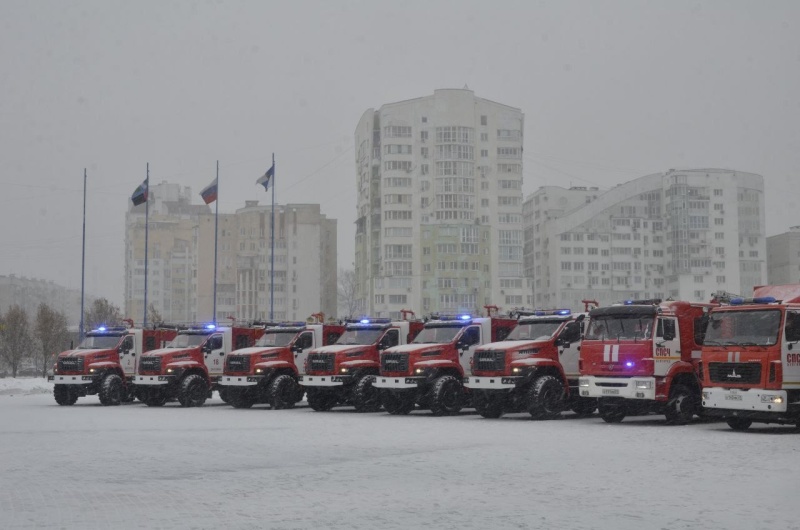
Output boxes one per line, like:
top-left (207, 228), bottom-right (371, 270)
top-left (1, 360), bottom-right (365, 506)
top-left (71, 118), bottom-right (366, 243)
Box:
top-left (353, 88), bottom-right (529, 318)
top-left (524, 169), bottom-right (766, 310)
top-left (125, 183), bottom-right (338, 325)
top-left (767, 226), bottom-right (800, 285)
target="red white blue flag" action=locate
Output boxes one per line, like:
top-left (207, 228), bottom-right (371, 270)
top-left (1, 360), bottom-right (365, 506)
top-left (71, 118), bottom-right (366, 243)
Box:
top-left (256, 163), bottom-right (275, 191)
top-left (200, 177), bottom-right (218, 204)
top-left (131, 180), bottom-right (148, 206)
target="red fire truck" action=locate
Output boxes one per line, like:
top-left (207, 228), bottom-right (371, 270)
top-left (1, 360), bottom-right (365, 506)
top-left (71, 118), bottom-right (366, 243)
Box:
top-left (218, 319), bottom-right (345, 409)
top-left (49, 324), bottom-right (177, 406)
top-left (301, 316), bottom-right (424, 412)
top-left (578, 299), bottom-right (713, 424)
top-left (135, 324), bottom-right (263, 407)
top-left (467, 309), bottom-right (595, 419)
top-left (375, 307), bottom-right (517, 416)
top-left (701, 284), bottom-right (800, 430)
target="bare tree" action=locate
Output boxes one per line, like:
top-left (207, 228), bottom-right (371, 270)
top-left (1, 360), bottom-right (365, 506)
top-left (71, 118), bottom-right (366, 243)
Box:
top-left (84, 298), bottom-right (123, 331)
top-left (0, 305), bottom-right (32, 378)
top-left (147, 303), bottom-right (164, 327)
top-left (33, 303), bottom-right (70, 377)
top-left (337, 268), bottom-right (358, 318)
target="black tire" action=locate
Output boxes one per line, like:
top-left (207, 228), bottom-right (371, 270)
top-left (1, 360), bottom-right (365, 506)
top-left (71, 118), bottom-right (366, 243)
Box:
top-left (570, 398), bottom-right (597, 418)
top-left (306, 388), bottom-right (336, 411)
top-left (352, 374), bottom-right (382, 412)
top-left (381, 390), bottom-right (415, 415)
top-left (665, 383), bottom-right (697, 425)
top-left (473, 391), bottom-right (504, 419)
top-left (142, 388), bottom-right (167, 407)
top-left (527, 375), bottom-right (565, 420)
top-left (227, 387), bottom-right (255, 409)
top-left (598, 399), bottom-right (627, 423)
top-left (218, 387), bottom-right (231, 404)
top-left (54, 385), bottom-right (78, 406)
top-left (178, 374), bottom-right (208, 407)
top-left (269, 374), bottom-right (300, 409)
top-left (99, 374), bottom-right (124, 406)
top-left (727, 418), bottom-right (752, 431)
top-left (430, 375), bottom-right (464, 416)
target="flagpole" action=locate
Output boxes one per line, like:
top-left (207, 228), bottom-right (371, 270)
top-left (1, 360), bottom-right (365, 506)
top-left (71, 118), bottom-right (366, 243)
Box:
top-left (213, 160), bottom-right (219, 326)
top-left (143, 163), bottom-right (150, 328)
top-left (79, 169), bottom-right (86, 342)
top-left (270, 153), bottom-right (275, 320)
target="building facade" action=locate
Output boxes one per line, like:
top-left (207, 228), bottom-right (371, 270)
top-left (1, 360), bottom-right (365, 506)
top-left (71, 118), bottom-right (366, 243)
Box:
top-left (0, 274), bottom-right (90, 328)
top-left (767, 226), bottom-right (800, 285)
top-left (125, 182), bottom-right (337, 325)
top-left (353, 88), bottom-right (529, 318)
top-left (524, 169), bottom-right (766, 310)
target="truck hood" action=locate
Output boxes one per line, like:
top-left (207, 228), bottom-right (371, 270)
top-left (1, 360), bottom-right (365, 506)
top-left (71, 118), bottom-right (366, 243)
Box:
top-left (477, 339), bottom-right (552, 352)
top-left (229, 346), bottom-right (285, 356)
top-left (385, 344), bottom-right (447, 354)
top-left (312, 344), bottom-right (373, 355)
top-left (58, 348), bottom-right (115, 358)
top-left (142, 347), bottom-right (196, 358)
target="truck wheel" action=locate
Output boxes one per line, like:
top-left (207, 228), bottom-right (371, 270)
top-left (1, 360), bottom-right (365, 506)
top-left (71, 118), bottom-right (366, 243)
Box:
top-left (99, 374), bottom-right (124, 406)
top-left (54, 385), bottom-right (78, 406)
top-left (726, 418), bottom-right (752, 431)
top-left (142, 388), bottom-right (167, 407)
top-left (665, 384), bottom-right (696, 425)
top-left (269, 374), bottom-right (299, 409)
top-left (527, 375), bottom-right (565, 420)
top-left (473, 391), bottom-right (504, 419)
top-left (178, 374), bottom-right (208, 407)
top-left (430, 375), bottom-right (464, 416)
top-left (598, 399), bottom-right (626, 423)
top-left (352, 374), bottom-right (382, 412)
top-left (218, 387), bottom-right (231, 404)
top-left (571, 398), bottom-right (597, 417)
top-left (381, 390), bottom-right (415, 415)
top-left (227, 388), bottom-right (255, 409)
top-left (307, 388), bottom-right (336, 411)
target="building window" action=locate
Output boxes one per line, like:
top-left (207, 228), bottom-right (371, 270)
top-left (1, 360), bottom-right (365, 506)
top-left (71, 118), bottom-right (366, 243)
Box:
top-left (480, 132), bottom-right (488, 141)
top-left (481, 115), bottom-right (487, 126)
top-left (384, 125), bottom-right (412, 138)
top-left (481, 149), bottom-right (488, 158)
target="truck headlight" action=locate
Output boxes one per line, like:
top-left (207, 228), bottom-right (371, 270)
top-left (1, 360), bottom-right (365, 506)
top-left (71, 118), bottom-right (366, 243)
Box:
top-left (255, 368), bottom-right (264, 374)
top-left (761, 395), bottom-right (783, 404)
top-left (88, 368), bottom-right (99, 374)
top-left (635, 380), bottom-right (653, 389)
top-left (578, 378), bottom-right (589, 387)
top-left (339, 367), bottom-right (350, 374)
top-left (512, 367), bottom-right (523, 374)
top-left (414, 368), bottom-right (425, 375)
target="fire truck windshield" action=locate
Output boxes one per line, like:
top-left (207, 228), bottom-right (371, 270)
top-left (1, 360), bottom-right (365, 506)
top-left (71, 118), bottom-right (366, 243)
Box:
top-left (77, 335), bottom-right (122, 349)
top-left (507, 321), bottom-right (563, 341)
top-left (585, 316), bottom-right (653, 341)
top-left (168, 334), bottom-right (208, 348)
top-left (255, 331), bottom-right (297, 347)
top-left (704, 309), bottom-right (781, 347)
top-left (336, 328), bottom-right (384, 345)
top-left (412, 325), bottom-right (462, 344)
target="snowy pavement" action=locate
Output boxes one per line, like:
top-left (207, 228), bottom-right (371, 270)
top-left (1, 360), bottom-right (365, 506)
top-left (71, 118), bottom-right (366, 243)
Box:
top-left (0, 378), bottom-right (798, 530)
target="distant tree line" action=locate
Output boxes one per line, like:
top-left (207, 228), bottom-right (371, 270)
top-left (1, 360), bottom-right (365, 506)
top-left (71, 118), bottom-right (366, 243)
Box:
top-left (0, 298), bottom-right (123, 378)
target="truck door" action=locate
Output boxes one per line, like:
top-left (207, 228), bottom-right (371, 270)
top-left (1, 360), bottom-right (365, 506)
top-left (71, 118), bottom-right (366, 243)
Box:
top-left (118, 335), bottom-right (136, 376)
top-left (784, 310), bottom-right (800, 388)
top-left (557, 321), bottom-right (582, 378)
top-left (654, 317), bottom-right (680, 377)
top-left (458, 325), bottom-right (482, 375)
top-left (293, 331), bottom-right (314, 375)
top-left (204, 334), bottom-right (225, 376)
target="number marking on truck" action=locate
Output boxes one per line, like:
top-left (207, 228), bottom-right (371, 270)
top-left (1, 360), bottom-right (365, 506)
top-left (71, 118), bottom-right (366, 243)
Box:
top-left (602, 388), bottom-right (620, 395)
top-left (724, 394), bottom-right (743, 401)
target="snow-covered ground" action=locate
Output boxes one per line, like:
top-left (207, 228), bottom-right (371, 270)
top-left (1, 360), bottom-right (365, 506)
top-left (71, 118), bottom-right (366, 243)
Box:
top-left (0, 379), bottom-right (797, 530)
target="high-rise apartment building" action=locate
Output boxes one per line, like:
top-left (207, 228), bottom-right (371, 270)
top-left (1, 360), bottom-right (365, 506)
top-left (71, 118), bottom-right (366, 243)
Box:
top-left (354, 88), bottom-right (528, 318)
top-left (125, 182), bottom-right (338, 325)
top-left (524, 169), bottom-right (766, 310)
top-left (767, 226), bottom-right (800, 285)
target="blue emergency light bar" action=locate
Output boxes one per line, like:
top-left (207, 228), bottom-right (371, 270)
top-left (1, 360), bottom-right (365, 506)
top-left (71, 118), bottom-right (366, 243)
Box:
top-left (730, 296), bottom-right (777, 305)
top-left (623, 299), bottom-right (662, 306)
top-left (346, 317), bottom-right (391, 325)
top-left (533, 309), bottom-right (572, 316)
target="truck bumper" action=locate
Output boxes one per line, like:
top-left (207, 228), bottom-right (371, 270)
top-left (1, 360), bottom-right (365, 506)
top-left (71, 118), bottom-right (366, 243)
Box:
top-left (300, 375), bottom-right (350, 387)
top-left (466, 376), bottom-right (520, 390)
top-left (702, 387), bottom-right (788, 413)
top-left (578, 376), bottom-right (657, 400)
top-left (50, 375), bottom-right (100, 385)
top-left (374, 376), bottom-right (423, 390)
top-left (135, 375), bottom-right (174, 386)
top-left (219, 375), bottom-right (262, 387)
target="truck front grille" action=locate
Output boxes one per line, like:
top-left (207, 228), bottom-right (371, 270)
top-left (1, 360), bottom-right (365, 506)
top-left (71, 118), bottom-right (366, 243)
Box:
top-left (707, 362), bottom-right (762, 384)
top-left (226, 355), bottom-right (251, 373)
top-left (58, 357), bottom-right (84, 373)
top-left (307, 353), bottom-right (335, 373)
top-left (381, 352), bottom-right (408, 373)
top-left (139, 357), bottom-right (162, 373)
top-left (474, 350), bottom-right (505, 372)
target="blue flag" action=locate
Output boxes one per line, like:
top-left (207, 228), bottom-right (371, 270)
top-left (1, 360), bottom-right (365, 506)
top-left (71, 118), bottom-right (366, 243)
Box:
top-left (256, 163), bottom-right (275, 191)
top-left (131, 180), bottom-right (148, 206)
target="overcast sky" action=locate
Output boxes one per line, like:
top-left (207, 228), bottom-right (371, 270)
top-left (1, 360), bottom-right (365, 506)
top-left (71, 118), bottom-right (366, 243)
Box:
top-left (1, 0), bottom-right (798, 308)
